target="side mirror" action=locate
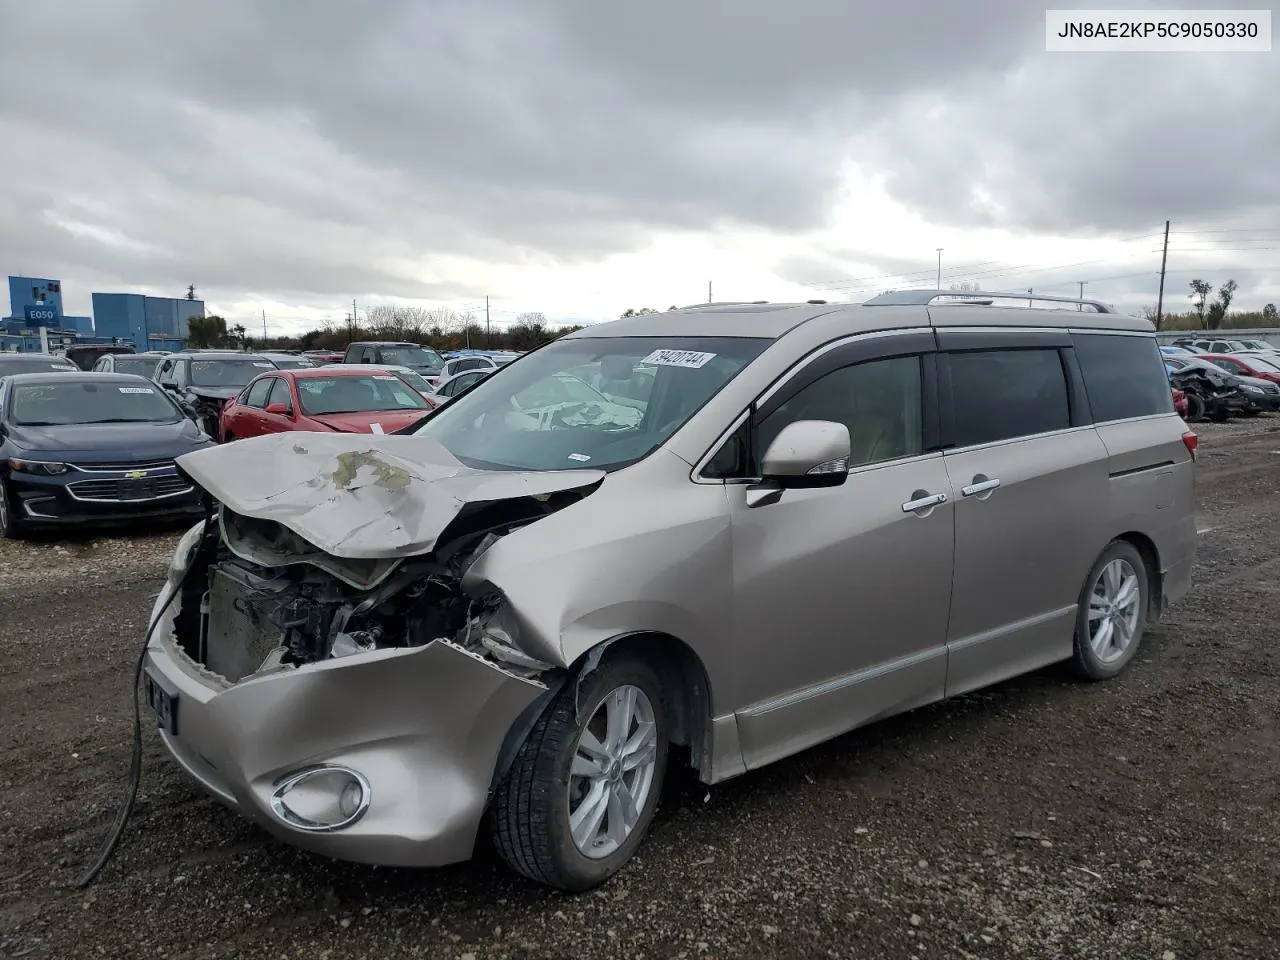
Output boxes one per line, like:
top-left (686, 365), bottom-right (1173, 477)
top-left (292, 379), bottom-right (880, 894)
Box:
top-left (759, 420), bottom-right (851, 488)
top-left (179, 401), bottom-right (198, 419)
top-left (266, 402), bottom-right (291, 416)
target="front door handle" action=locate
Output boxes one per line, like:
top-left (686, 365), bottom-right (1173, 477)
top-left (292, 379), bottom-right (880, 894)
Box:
top-left (901, 491), bottom-right (947, 513)
top-left (961, 476), bottom-right (1002, 498)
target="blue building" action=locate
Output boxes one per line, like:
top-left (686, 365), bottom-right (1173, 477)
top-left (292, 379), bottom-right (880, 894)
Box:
top-left (3, 275), bottom-right (196, 353)
top-left (7, 275), bottom-right (65, 324)
top-left (92, 292), bottom-right (203, 351)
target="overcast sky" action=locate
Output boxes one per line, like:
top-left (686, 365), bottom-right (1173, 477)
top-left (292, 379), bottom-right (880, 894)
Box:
top-left (1, 1), bottom-right (1277, 335)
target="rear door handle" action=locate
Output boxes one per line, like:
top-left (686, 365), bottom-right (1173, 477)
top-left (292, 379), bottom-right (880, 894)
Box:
top-left (962, 477), bottom-right (1002, 497)
top-left (901, 492), bottom-right (947, 513)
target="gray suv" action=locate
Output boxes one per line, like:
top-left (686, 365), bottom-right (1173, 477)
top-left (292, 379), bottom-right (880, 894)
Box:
top-left (142, 291), bottom-right (1197, 891)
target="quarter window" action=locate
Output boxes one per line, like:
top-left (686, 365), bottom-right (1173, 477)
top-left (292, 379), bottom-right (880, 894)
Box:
top-left (1071, 333), bottom-right (1174, 423)
top-left (947, 348), bottom-right (1070, 446)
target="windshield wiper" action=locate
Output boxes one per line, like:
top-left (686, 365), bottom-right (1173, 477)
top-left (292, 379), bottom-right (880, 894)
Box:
top-left (81, 418), bottom-right (165, 424)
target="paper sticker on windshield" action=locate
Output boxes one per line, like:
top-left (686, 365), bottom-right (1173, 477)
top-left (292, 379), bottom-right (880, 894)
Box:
top-left (118, 386), bottom-right (155, 394)
top-left (253, 362), bottom-right (273, 367)
top-left (374, 375), bottom-right (398, 380)
top-left (567, 453), bottom-right (591, 462)
top-left (369, 422), bottom-right (385, 434)
top-left (641, 349), bottom-right (716, 369)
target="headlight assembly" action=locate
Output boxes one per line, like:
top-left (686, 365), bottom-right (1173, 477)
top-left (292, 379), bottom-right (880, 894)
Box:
top-left (7, 458), bottom-right (68, 475)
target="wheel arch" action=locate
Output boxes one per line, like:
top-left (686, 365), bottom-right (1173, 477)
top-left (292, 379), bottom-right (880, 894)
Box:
top-left (1112, 530), bottom-right (1163, 621)
top-left (487, 630), bottom-right (716, 797)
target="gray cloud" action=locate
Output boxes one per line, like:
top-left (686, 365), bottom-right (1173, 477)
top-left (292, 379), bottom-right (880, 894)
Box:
top-left (0, 0), bottom-right (1275, 323)
top-left (854, 49), bottom-right (1280, 235)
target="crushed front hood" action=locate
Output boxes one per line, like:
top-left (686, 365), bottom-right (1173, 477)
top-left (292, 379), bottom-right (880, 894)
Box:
top-left (175, 432), bottom-right (605, 559)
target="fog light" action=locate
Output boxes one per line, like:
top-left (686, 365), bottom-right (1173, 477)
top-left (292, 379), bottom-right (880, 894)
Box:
top-left (269, 765), bottom-right (370, 833)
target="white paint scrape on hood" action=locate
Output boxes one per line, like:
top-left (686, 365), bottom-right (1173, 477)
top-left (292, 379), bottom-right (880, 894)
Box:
top-left (174, 432), bottom-right (605, 560)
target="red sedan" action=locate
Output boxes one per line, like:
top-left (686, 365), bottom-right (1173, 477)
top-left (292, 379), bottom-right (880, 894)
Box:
top-left (219, 367), bottom-right (432, 442)
top-left (1197, 353), bottom-right (1280, 384)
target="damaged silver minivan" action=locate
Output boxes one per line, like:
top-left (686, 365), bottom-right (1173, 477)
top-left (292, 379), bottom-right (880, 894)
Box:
top-left (143, 290), bottom-right (1197, 891)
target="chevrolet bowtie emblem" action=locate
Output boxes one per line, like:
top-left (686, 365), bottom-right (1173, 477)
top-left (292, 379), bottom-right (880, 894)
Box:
top-left (124, 470), bottom-right (148, 479)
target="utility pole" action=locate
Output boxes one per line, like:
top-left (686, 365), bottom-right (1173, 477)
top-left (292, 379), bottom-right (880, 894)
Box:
top-left (1076, 281), bottom-right (1086, 311)
top-left (936, 248), bottom-right (943, 288)
top-left (708, 281), bottom-right (712, 303)
top-left (1155, 219), bottom-right (1170, 331)
top-left (1027, 288), bottom-right (1033, 307)
top-left (262, 309), bottom-right (267, 340)
top-left (485, 296), bottom-right (491, 348)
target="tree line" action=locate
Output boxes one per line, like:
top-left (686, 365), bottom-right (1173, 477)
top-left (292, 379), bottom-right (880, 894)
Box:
top-left (182, 280), bottom-right (1280, 352)
top-left (1143, 279), bottom-right (1278, 331)
top-left (184, 306), bottom-right (585, 352)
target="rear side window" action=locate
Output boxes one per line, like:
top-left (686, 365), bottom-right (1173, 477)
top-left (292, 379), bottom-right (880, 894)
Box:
top-left (1071, 333), bottom-right (1174, 423)
top-left (948, 348), bottom-right (1070, 446)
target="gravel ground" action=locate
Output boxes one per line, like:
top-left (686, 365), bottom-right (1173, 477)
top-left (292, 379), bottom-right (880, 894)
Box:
top-left (3, 419), bottom-right (1279, 959)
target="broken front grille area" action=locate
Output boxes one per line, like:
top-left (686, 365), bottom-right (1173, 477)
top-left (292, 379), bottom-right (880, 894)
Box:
top-left (203, 561), bottom-right (294, 682)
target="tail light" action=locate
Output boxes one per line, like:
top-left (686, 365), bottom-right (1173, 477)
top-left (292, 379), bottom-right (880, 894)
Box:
top-left (1182, 429), bottom-right (1198, 461)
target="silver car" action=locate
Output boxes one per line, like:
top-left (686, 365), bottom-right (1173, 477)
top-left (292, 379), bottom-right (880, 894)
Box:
top-left (142, 291), bottom-right (1197, 891)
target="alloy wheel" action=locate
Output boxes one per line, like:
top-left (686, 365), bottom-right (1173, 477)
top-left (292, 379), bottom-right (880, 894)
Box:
top-left (1088, 558), bottom-right (1141, 664)
top-left (567, 685), bottom-right (659, 860)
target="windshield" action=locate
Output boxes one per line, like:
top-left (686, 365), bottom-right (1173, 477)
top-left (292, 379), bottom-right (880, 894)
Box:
top-left (1240, 354), bottom-right (1280, 373)
top-left (393, 370), bottom-right (432, 392)
top-left (9, 380), bottom-right (180, 425)
top-left (380, 346), bottom-right (444, 372)
top-left (297, 375), bottom-right (430, 415)
top-left (190, 358), bottom-right (276, 387)
top-left (413, 335), bottom-right (769, 471)
top-left (0, 358), bottom-right (77, 377)
top-left (270, 357), bottom-right (315, 369)
top-left (111, 356), bottom-right (162, 377)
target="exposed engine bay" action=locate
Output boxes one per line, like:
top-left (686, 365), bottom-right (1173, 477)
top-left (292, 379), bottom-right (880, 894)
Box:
top-left (169, 491), bottom-right (587, 685)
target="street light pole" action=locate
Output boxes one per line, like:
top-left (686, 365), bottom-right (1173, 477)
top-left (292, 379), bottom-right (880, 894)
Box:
top-left (935, 248), bottom-right (943, 289)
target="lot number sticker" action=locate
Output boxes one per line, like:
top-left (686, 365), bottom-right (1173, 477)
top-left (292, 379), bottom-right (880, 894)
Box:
top-left (118, 386), bottom-right (155, 394)
top-left (641, 349), bottom-right (717, 369)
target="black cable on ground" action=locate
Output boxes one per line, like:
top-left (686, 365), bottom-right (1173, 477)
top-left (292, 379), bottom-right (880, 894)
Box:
top-left (73, 566), bottom-right (190, 889)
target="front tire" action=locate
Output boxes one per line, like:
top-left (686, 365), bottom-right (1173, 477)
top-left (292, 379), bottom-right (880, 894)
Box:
top-left (1185, 392), bottom-right (1205, 422)
top-left (1070, 540), bottom-right (1149, 681)
top-left (0, 477), bottom-right (22, 540)
top-left (490, 653), bottom-right (668, 891)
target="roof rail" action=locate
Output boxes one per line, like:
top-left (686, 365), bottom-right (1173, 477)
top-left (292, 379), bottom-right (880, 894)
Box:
top-left (863, 289), bottom-right (1117, 314)
top-left (673, 301), bottom-right (770, 310)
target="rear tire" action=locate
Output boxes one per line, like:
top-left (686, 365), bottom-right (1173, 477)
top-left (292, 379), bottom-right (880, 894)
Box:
top-left (1070, 540), bottom-right (1149, 682)
top-left (490, 652), bottom-right (668, 892)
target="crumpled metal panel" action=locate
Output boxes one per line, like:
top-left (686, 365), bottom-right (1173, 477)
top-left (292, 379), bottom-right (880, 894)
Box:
top-left (174, 432), bottom-right (605, 560)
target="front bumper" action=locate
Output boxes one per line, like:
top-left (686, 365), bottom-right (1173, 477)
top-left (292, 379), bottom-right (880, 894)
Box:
top-left (144, 588), bottom-right (547, 867)
top-left (8, 470), bottom-right (204, 527)
top-left (1241, 391), bottom-right (1280, 411)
